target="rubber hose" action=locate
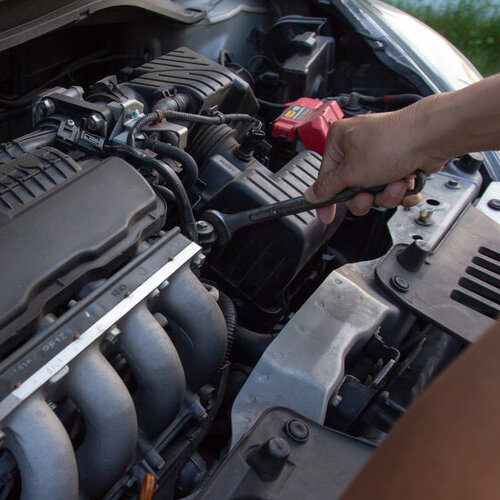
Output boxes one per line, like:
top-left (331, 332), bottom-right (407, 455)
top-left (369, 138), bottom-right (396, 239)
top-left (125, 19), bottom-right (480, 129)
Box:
top-left (217, 291), bottom-right (237, 363)
top-left (161, 110), bottom-right (258, 126)
top-left (127, 111), bottom-right (161, 147)
top-left (105, 145), bottom-right (198, 242)
top-left (146, 139), bottom-right (199, 190)
top-left (233, 326), bottom-right (277, 366)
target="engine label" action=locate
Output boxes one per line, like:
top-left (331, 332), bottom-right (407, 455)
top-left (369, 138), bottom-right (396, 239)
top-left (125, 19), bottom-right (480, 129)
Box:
top-left (283, 105), bottom-right (311, 122)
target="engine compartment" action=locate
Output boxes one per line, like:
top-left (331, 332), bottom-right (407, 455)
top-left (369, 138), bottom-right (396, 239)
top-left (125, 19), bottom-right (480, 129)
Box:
top-left (0, 2), bottom-right (497, 499)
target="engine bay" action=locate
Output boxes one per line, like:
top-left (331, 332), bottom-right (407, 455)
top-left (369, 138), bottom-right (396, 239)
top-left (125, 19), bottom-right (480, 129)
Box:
top-left (0, 2), bottom-right (498, 499)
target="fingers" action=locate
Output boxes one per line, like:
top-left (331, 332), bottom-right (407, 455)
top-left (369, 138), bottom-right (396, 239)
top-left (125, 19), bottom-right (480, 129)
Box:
top-left (305, 164), bottom-right (351, 203)
top-left (316, 205), bottom-right (337, 225)
top-left (345, 193), bottom-right (374, 216)
top-left (373, 181), bottom-right (409, 208)
top-left (402, 193), bottom-right (423, 207)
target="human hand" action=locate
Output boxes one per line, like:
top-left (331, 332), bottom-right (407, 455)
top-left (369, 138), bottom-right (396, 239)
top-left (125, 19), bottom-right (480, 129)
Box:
top-left (304, 101), bottom-right (447, 224)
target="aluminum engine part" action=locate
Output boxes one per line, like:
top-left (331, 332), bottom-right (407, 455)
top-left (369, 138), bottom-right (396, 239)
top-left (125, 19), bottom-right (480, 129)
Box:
top-left (231, 260), bottom-right (402, 447)
top-left (0, 230), bottom-right (218, 499)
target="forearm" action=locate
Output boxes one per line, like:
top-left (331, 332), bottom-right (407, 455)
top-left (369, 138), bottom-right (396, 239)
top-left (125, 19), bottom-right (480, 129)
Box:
top-left (341, 319), bottom-right (500, 500)
top-left (412, 74), bottom-right (500, 160)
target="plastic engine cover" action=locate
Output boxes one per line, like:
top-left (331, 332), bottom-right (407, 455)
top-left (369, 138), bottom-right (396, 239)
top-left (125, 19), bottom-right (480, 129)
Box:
top-left (0, 148), bottom-right (166, 356)
top-left (200, 150), bottom-right (344, 325)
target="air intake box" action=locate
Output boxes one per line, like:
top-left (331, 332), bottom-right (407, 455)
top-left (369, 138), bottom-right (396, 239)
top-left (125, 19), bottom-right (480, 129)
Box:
top-left (0, 148), bottom-right (166, 356)
top-left (196, 150), bottom-right (344, 326)
top-left (125, 47), bottom-right (258, 114)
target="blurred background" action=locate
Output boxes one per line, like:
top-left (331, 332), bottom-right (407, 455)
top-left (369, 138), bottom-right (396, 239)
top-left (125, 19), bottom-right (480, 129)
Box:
top-left (387, 0), bottom-right (500, 76)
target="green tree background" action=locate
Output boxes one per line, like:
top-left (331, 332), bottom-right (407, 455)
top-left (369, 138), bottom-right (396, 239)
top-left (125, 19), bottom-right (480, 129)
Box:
top-left (387, 0), bottom-right (500, 76)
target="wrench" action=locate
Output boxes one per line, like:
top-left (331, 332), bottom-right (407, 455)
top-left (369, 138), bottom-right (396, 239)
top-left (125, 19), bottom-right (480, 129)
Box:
top-left (202, 170), bottom-right (426, 245)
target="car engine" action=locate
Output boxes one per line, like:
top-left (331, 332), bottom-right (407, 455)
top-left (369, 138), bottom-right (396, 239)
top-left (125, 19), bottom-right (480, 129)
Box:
top-left (0, 3), bottom-right (498, 499)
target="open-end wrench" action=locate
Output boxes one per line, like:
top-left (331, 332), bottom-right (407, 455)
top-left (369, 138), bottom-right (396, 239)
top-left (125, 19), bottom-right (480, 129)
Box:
top-left (202, 170), bottom-right (426, 245)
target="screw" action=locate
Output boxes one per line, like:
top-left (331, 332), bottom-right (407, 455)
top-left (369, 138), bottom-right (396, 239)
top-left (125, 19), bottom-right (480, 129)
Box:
top-left (124, 291), bottom-right (131, 297)
top-left (13, 382), bottom-right (21, 389)
top-left (391, 275), bottom-right (410, 292)
top-left (196, 220), bottom-right (208, 230)
top-left (73, 333), bottom-right (81, 340)
top-left (445, 178), bottom-right (460, 190)
top-left (66, 119), bottom-right (75, 127)
top-left (487, 198), bottom-right (500, 211)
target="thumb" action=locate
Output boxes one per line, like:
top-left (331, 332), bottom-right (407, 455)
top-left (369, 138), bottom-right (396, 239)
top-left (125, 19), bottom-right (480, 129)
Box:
top-left (305, 163), bottom-right (350, 203)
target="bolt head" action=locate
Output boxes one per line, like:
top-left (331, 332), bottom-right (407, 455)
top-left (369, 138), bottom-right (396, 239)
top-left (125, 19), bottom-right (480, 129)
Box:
top-left (87, 113), bottom-right (104, 132)
top-left (105, 326), bottom-right (121, 344)
top-left (445, 178), bottom-right (460, 189)
top-left (39, 98), bottom-right (55, 117)
top-left (267, 437), bottom-right (290, 459)
top-left (391, 275), bottom-right (410, 292)
top-left (66, 119), bottom-right (75, 127)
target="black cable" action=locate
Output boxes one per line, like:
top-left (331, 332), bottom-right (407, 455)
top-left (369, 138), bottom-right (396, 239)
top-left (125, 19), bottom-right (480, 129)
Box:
top-left (145, 139), bottom-right (199, 191)
top-left (127, 109), bottom-right (260, 148)
top-left (257, 98), bottom-right (285, 110)
top-left (105, 144), bottom-right (198, 242)
top-left (127, 111), bottom-right (162, 147)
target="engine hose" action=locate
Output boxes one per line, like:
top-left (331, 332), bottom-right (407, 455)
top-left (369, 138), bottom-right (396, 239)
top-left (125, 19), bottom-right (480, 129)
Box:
top-left (127, 111), bottom-right (162, 147)
top-left (161, 110), bottom-right (259, 127)
top-left (128, 109), bottom-right (259, 148)
top-left (145, 138), bottom-right (199, 191)
top-left (257, 98), bottom-right (285, 110)
top-left (105, 145), bottom-right (198, 242)
top-left (217, 291), bottom-right (237, 363)
top-left (233, 326), bottom-right (278, 366)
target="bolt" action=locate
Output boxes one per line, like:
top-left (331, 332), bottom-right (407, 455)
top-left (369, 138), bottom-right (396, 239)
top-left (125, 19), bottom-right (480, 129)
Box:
top-left (87, 113), bottom-right (104, 133)
top-left (73, 333), bottom-right (81, 340)
top-left (487, 198), bottom-right (500, 211)
top-left (285, 419), bottom-right (309, 443)
top-left (149, 288), bottom-right (160, 300)
top-left (168, 256), bottom-right (174, 262)
top-left (67, 299), bottom-right (78, 309)
top-left (159, 280), bottom-right (170, 291)
top-left (105, 325), bottom-right (121, 344)
top-left (445, 178), bottom-right (460, 190)
top-left (267, 437), bottom-right (290, 459)
top-left (391, 275), bottom-right (410, 292)
top-left (416, 205), bottom-right (434, 226)
top-left (192, 253), bottom-right (206, 268)
top-left (331, 394), bottom-right (343, 407)
top-left (124, 291), bottom-right (131, 297)
top-left (13, 382), bottom-right (21, 389)
top-left (196, 220), bottom-right (208, 230)
top-left (38, 98), bottom-right (55, 118)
